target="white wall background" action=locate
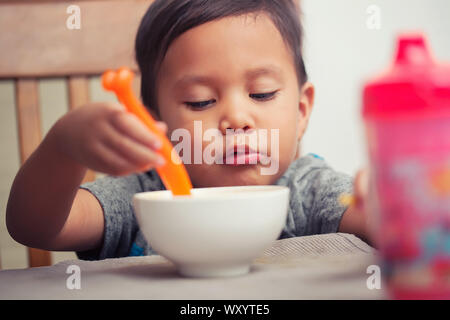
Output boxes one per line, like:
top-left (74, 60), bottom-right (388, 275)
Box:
top-left (301, 0), bottom-right (450, 176)
top-left (1, 0), bottom-right (450, 269)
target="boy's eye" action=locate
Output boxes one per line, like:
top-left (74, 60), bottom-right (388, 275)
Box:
top-left (250, 91), bottom-right (278, 101)
top-left (184, 99), bottom-right (216, 109)
top-left (184, 91), bottom-right (278, 109)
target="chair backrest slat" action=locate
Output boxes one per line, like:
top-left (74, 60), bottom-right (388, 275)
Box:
top-left (15, 79), bottom-right (53, 267)
top-left (68, 76), bottom-right (90, 111)
top-left (28, 248), bottom-right (52, 268)
top-left (15, 79), bottom-right (42, 163)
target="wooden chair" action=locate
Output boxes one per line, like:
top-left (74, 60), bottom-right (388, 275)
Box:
top-left (0, 0), bottom-right (153, 268)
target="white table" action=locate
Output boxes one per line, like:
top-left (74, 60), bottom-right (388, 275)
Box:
top-left (0, 233), bottom-right (386, 299)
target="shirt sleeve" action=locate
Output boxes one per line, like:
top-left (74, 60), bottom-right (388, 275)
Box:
top-left (275, 154), bottom-right (354, 238)
top-left (75, 173), bottom-right (150, 260)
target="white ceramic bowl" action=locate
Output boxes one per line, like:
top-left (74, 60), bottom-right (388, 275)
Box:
top-left (132, 185), bottom-right (289, 278)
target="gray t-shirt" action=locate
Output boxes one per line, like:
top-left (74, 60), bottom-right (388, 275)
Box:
top-left (76, 154), bottom-right (353, 260)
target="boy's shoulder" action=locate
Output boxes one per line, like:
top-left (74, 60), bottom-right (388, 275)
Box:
top-left (275, 153), bottom-right (347, 186)
top-left (275, 153), bottom-right (353, 237)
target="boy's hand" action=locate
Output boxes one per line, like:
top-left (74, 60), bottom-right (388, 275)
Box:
top-left (52, 102), bottom-right (167, 176)
top-left (353, 169), bottom-right (369, 214)
top-left (339, 168), bottom-right (375, 246)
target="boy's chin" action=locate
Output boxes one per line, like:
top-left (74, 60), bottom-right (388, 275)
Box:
top-left (188, 164), bottom-right (280, 188)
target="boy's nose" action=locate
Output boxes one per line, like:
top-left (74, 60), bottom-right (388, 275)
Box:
top-left (218, 99), bottom-right (255, 135)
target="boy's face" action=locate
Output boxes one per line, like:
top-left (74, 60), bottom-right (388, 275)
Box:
top-left (156, 13), bottom-right (314, 188)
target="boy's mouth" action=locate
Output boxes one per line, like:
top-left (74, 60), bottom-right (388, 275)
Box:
top-left (223, 144), bottom-right (262, 166)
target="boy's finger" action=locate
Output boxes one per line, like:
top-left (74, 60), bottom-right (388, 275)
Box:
top-left (155, 121), bottom-right (168, 133)
top-left (101, 122), bottom-right (166, 168)
top-left (353, 169), bottom-right (369, 210)
top-left (355, 169), bottom-right (369, 197)
top-left (110, 112), bottom-right (164, 150)
top-left (103, 102), bottom-right (126, 112)
top-left (89, 140), bottom-right (136, 176)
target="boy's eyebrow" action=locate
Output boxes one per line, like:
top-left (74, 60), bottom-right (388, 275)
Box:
top-left (173, 65), bottom-right (283, 89)
top-left (245, 65), bottom-right (283, 81)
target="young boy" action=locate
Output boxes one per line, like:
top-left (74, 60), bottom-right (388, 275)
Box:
top-left (6, 0), bottom-right (371, 260)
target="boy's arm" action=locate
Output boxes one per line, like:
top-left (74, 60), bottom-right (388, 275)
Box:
top-left (338, 205), bottom-right (372, 246)
top-left (7, 101), bottom-right (167, 254)
top-left (338, 169), bottom-right (373, 246)
top-left (6, 126), bottom-right (104, 252)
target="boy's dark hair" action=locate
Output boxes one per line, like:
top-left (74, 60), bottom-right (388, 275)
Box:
top-left (135, 0), bottom-right (307, 115)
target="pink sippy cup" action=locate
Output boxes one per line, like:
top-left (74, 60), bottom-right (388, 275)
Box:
top-left (362, 34), bottom-right (450, 299)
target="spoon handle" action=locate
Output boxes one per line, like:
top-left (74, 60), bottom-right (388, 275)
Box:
top-left (102, 67), bottom-right (192, 195)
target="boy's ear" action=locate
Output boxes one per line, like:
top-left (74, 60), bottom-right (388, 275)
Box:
top-left (297, 82), bottom-right (315, 140)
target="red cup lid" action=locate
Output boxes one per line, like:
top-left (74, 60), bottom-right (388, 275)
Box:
top-left (363, 34), bottom-right (450, 120)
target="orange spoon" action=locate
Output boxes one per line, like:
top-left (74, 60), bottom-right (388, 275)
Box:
top-left (102, 67), bottom-right (192, 196)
